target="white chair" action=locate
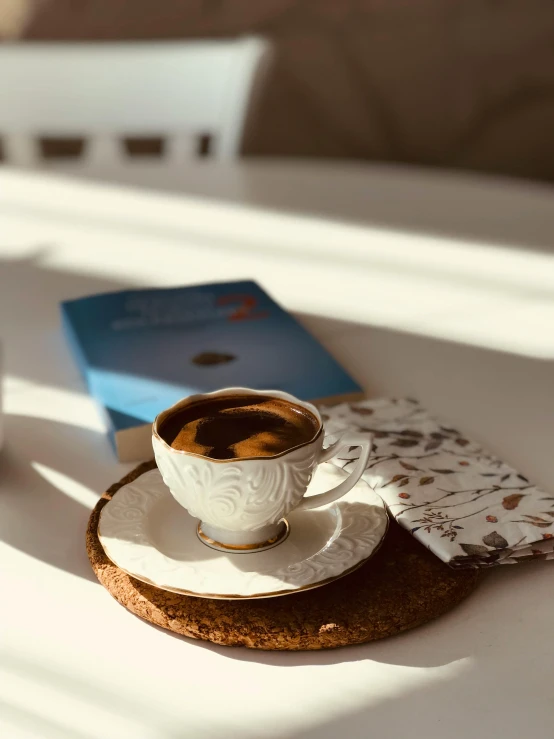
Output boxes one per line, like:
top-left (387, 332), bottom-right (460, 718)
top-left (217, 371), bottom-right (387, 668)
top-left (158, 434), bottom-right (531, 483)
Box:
top-left (0, 37), bottom-right (271, 167)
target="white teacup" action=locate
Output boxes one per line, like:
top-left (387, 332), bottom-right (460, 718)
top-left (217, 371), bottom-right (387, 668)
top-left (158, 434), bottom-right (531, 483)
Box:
top-left (152, 388), bottom-right (372, 552)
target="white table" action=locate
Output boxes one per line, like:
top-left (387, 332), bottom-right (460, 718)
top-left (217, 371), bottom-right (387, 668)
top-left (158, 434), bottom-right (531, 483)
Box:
top-left (1, 161), bottom-right (553, 739)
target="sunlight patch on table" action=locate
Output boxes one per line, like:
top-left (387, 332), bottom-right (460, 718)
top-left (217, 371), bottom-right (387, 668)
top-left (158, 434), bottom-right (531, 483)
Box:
top-left (31, 461), bottom-right (98, 508)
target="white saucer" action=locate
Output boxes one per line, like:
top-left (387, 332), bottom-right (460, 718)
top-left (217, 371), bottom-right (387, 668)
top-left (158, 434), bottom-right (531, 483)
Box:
top-left (98, 463), bottom-right (388, 600)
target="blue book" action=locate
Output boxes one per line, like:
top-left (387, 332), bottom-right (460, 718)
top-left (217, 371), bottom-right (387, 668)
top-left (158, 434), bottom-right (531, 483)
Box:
top-left (61, 280), bottom-right (363, 461)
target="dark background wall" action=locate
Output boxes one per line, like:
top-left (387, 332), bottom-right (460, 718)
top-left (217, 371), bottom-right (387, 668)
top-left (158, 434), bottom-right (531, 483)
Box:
top-left (2, 0), bottom-right (554, 181)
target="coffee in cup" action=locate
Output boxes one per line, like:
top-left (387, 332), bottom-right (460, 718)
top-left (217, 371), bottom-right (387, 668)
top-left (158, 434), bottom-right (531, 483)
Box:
top-left (158, 393), bottom-right (319, 460)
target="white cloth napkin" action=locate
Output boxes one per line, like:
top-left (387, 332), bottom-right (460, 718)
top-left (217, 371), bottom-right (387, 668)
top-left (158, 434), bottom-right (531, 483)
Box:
top-left (322, 398), bottom-right (554, 568)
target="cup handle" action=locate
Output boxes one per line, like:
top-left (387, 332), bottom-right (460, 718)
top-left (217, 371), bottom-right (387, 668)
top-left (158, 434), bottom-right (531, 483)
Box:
top-left (296, 432), bottom-right (373, 511)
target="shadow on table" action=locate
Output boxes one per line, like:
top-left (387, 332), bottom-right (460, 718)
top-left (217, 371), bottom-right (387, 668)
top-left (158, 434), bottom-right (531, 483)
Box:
top-left (0, 649), bottom-right (194, 739)
top-left (17, 161), bottom-right (554, 257)
top-left (0, 249), bottom-right (133, 391)
top-left (1, 555), bottom-right (550, 739)
top-left (133, 557), bottom-right (550, 739)
top-left (0, 252), bottom-right (135, 581)
top-left (242, 163), bottom-right (554, 257)
top-left (203, 560), bottom-right (549, 739)
top-left (0, 413), bottom-right (123, 582)
top-left (297, 311), bottom-right (554, 490)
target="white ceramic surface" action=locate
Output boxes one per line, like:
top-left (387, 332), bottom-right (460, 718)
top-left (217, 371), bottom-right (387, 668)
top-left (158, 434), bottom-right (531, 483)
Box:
top-left (98, 464), bottom-right (388, 598)
top-left (152, 388), bottom-right (372, 550)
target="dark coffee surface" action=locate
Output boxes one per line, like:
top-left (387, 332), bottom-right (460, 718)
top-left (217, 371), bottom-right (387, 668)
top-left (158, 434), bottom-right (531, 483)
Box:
top-left (159, 395), bottom-right (319, 459)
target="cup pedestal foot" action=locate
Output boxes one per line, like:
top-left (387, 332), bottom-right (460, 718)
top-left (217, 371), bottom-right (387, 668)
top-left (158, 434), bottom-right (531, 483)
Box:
top-left (197, 520), bottom-right (289, 553)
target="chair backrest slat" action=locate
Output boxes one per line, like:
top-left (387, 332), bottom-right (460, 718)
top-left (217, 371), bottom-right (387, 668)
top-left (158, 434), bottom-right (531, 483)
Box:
top-left (0, 38), bottom-right (270, 166)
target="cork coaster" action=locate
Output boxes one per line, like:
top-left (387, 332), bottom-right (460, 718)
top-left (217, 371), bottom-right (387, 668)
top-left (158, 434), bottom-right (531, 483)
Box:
top-left (87, 462), bottom-right (481, 650)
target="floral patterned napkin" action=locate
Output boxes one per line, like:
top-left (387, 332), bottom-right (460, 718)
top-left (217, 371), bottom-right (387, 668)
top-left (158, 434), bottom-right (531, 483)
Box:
top-left (321, 398), bottom-right (554, 568)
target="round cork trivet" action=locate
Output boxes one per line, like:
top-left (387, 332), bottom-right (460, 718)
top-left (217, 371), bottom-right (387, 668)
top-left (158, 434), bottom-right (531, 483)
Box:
top-left (87, 462), bottom-right (481, 650)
